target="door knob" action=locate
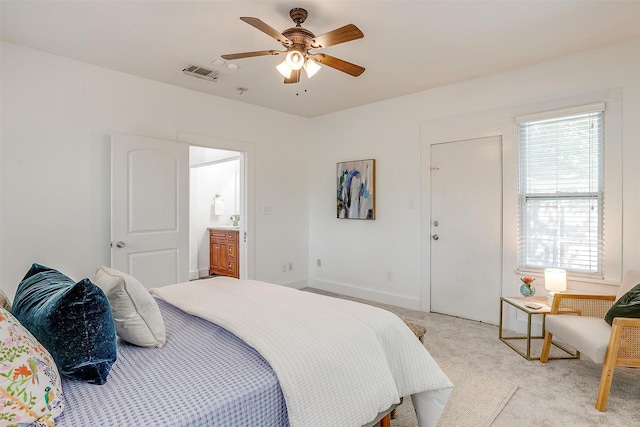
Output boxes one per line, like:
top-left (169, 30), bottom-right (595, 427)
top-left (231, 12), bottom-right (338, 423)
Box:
top-left (115, 241), bottom-right (126, 248)
top-left (432, 234), bottom-right (439, 241)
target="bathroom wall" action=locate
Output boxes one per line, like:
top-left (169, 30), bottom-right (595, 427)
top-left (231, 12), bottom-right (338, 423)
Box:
top-left (189, 148), bottom-right (240, 279)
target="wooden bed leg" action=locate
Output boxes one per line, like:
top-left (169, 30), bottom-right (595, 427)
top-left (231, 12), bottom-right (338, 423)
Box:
top-left (379, 413), bottom-right (391, 427)
top-left (390, 408), bottom-right (397, 419)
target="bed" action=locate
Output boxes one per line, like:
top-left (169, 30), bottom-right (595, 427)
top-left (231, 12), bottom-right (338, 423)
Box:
top-left (6, 270), bottom-right (452, 427)
top-left (56, 298), bottom-right (289, 426)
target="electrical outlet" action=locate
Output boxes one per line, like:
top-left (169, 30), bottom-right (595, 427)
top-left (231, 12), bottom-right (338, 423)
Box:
top-left (317, 258), bottom-right (322, 267)
top-left (288, 262), bottom-right (293, 271)
top-left (282, 263), bottom-right (287, 272)
top-left (387, 271), bottom-right (393, 281)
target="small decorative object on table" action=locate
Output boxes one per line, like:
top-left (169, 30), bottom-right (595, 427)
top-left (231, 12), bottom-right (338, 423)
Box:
top-left (519, 276), bottom-right (536, 297)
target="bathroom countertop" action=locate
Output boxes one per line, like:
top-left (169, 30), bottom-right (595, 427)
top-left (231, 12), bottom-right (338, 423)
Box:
top-left (208, 226), bottom-right (240, 231)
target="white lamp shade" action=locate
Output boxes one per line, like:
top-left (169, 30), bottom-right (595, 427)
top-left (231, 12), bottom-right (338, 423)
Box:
top-left (276, 60), bottom-right (292, 78)
top-left (544, 268), bottom-right (567, 292)
top-left (303, 58), bottom-right (321, 78)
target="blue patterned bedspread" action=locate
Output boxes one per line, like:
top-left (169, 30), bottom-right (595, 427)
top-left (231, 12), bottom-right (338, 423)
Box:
top-left (55, 299), bottom-right (289, 426)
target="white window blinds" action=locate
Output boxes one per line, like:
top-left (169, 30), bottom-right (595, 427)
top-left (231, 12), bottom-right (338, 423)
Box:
top-left (517, 105), bottom-right (604, 277)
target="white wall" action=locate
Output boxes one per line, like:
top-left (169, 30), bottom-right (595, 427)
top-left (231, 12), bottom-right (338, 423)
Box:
top-left (2, 38), bottom-right (638, 320)
top-left (307, 38), bottom-right (640, 311)
top-left (0, 42), bottom-right (309, 299)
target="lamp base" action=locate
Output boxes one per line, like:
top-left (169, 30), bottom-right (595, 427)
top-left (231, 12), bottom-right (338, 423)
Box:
top-left (547, 291), bottom-right (561, 306)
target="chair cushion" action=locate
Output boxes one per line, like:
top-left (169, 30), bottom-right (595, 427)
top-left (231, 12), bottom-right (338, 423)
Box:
top-left (545, 315), bottom-right (611, 363)
top-left (606, 283), bottom-right (640, 325)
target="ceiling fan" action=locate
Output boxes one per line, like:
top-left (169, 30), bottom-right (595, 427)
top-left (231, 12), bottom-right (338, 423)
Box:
top-left (221, 8), bottom-right (365, 84)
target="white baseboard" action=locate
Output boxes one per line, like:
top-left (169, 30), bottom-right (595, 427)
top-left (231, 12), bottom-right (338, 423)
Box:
top-left (281, 279), bottom-right (309, 290)
top-left (190, 268), bottom-right (210, 281)
top-left (308, 278), bottom-right (422, 311)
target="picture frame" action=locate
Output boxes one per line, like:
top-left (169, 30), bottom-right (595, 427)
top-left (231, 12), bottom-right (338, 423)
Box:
top-left (336, 159), bottom-right (376, 220)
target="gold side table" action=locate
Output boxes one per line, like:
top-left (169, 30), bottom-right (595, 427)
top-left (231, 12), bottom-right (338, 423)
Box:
top-left (499, 296), bottom-right (578, 360)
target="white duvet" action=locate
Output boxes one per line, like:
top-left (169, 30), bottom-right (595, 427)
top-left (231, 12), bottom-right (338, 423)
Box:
top-left (151, 277), bottom-right (452, 427)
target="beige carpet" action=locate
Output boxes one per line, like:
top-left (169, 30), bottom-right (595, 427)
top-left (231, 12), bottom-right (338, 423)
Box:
top-left (392, 360), bottom-right (518, 427)
top-left (305, 288), bottom-right (640, 426)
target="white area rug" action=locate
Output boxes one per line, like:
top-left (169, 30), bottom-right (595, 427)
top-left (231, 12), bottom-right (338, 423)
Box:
top-left (393, 360), bottom-right (518, 427)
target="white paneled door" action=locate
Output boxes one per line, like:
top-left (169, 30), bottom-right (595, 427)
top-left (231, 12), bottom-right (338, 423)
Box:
top-left (111, 133), bottom-right (189, 288)
top-left (430, 136), bottom-right (502, 324)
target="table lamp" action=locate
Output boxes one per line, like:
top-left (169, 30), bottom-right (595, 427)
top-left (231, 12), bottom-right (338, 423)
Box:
top-left (545, 268), bottom-right (567, 306)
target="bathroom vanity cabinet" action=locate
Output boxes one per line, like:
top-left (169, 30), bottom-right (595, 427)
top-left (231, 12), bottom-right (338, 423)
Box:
top-left (209, 228), bottom-right (239, 278)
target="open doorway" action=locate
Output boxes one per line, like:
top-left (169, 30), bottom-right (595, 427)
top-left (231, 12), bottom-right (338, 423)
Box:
top-left (189, 146), bottom-right (243, 280)
top-left (111, 132), bottom-right (253, 288)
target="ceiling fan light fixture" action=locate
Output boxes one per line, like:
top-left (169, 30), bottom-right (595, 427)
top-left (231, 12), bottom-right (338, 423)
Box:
top-left (276, 60), bottom-right (292, 78)
top-left (285, 50), bottom-right (305, 71)
top-left (223, 9), bottom-right (365, 84)
top-left (303, 58), bottom-right (321, 78)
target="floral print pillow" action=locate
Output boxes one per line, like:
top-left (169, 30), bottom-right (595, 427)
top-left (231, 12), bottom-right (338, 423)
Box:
top-left (0, 289), bottom-right (10, 311)
top-left (0, 307), bottom-right (64, 426)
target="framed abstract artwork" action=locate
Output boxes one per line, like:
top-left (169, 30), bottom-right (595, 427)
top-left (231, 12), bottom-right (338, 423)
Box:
top-left (337, 159), bottom-right (376, 220)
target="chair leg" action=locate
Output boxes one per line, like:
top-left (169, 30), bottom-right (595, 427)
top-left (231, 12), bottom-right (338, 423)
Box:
top-left (596, 357), bottom-right (616, 412)
top-left (540, 331), bottom-right (553, 363)
top-left (595, 322), bottom-right (623, 412)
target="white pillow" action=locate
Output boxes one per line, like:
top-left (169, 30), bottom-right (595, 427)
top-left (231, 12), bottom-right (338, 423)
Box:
top-left (94, 265), bottom-right (166, 348)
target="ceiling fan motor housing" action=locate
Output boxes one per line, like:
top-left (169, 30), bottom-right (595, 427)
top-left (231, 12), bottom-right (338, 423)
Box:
top-left (282, 26), bottom-right (315, 50)
top-left (289, 8), bottom-right (308, 25)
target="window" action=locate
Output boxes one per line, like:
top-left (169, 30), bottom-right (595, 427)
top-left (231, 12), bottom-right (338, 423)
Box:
top-left (517, 104), bottom-right (604, 277)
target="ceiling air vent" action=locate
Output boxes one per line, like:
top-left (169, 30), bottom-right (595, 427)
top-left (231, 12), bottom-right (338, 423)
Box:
top-left (183, 65), bottom-right (220, 82)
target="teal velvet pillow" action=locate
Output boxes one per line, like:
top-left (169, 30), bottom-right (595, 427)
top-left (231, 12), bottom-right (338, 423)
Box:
top-left (12, 264), bottom-right (117, 385)
top-left (605, 283), bottom-right (640, 326)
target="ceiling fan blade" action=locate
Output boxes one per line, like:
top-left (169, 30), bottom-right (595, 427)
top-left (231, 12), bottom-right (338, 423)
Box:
top-left (240, 17), bottom-right (292, 46)
top-left (284, 69), bottom-right (301, 84)
top-left (311, 24), bottom-right (364, 49)
top-left (312, 54), bottom-right (365, 77)
top-left (221, 50), bottom-right (283, 60)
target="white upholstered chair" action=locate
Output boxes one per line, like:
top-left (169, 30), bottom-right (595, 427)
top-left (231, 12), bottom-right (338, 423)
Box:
top-left (540, 270), bottom-right (640, 411)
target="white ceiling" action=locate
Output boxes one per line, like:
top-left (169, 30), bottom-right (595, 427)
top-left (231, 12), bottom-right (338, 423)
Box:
top-left (2, 1), bottom-right (639, 118)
